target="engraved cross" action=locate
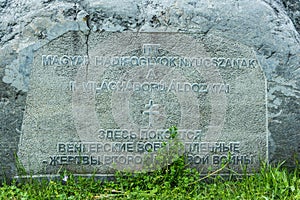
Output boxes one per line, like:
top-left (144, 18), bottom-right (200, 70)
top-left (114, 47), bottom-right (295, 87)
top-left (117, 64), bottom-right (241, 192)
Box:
top-left (143, 100), bottom-right (159, 127)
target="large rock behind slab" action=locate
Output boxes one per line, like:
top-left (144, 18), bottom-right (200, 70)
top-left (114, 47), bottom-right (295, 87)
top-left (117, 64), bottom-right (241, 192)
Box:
top-left (0, 0), bottom-right (299, 181)
top-left (282, 0), bottom-right (300, 33)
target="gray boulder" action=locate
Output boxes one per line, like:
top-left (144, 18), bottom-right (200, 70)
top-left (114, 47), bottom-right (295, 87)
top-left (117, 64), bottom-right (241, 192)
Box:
top-left (0, 0), bottom-right (299, 181)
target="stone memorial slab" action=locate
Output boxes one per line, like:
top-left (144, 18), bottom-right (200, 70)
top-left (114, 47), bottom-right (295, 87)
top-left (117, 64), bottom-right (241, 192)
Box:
top-left (16, 31), bottom-right (267, 175)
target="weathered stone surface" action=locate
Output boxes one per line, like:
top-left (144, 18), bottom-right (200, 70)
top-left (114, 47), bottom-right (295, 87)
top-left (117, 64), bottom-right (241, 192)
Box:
top-left (0, 0), bottom-right (299, 180)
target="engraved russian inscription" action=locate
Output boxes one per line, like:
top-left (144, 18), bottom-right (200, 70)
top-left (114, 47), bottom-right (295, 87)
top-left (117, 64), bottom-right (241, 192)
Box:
top-left (17, 32), bottom-right (267, 175)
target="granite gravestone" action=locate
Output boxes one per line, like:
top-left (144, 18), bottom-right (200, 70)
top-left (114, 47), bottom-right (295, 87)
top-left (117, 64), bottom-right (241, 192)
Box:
top-left (17, 32), bottom-right (267, 175)
top-left (0, 0), bottom-right (299, 180)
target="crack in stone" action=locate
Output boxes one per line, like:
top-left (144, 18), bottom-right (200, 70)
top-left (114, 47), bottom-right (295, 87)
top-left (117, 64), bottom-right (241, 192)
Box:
top-left (83, 14), bottom-right (91, 80)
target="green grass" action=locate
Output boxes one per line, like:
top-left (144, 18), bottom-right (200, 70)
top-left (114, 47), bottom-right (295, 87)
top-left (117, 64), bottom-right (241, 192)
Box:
top-left (1, 160), bottom-right (299, 200)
